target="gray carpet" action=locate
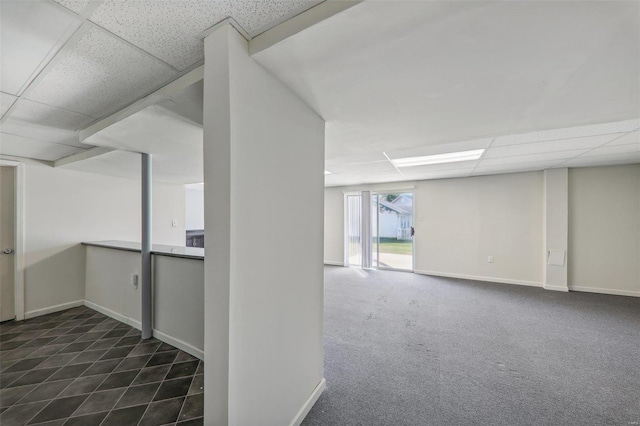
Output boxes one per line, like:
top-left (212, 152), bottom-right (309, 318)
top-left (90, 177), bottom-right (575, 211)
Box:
top-left (303, 266), bottom-right (640, 426)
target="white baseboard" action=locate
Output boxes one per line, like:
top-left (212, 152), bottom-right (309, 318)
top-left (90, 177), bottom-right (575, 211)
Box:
top-left (24, 300), bottom-right (84, 319)
top-left (289, 378), bottom-right (326, 426)
top-left (153, 329), bottom-right (203, 360)
top-left (543, 284), bottom-right (569, 292)
top-left (569, 286), bottom-right (640, 298)
top-left (414, 270), bottom-right (542, 288)
top-left (324, 261), bottom-right (345, 267)
top-left (84, 300), bottom-right (203, 360)
top-left (84, 300), bottom-right (142, 330)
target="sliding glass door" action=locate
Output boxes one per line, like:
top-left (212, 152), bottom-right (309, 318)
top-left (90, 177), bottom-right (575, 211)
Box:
top-left (345, 191), bottom-right (414, 271)
top-left (345, 194), bottom-right (362, 267)
top-left (373, 192), bottom-right (414, 271)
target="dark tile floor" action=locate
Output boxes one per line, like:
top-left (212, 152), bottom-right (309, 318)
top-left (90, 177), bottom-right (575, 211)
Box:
top-left (0, 306), bottom-right (204, 426)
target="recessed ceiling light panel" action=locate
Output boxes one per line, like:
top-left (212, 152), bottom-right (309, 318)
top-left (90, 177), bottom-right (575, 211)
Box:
top-left (391, 149), bottom-right (485, 167)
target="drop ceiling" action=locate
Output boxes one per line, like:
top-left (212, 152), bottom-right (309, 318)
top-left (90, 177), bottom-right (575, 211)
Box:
top-left (1, 0), bottom-right (639, 187)
top-left (0, 0), bottom-right (321, 166)
top-left (254, 0), bottom-right (640, 186)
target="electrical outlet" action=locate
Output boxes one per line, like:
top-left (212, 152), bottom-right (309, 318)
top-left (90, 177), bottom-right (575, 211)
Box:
top-left (487, 256), bottom-right (494, 263)
top-left (172, 219), bottom-right (178, 227)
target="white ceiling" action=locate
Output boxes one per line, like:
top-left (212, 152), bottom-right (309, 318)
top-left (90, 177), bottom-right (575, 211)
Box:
top-left (0, 0), bottom-right (320, 163)
top-left (1, 0), bottom-right (639, 187)
top-left (254, 0), bottom-right (640, 186)
top-left (62, 88), bottom-right (204, 184)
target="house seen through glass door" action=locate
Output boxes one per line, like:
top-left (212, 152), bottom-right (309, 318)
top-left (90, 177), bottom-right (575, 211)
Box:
top-left (345, 191), bottom-right (414, 271)
top-left (373, 192), bottom-right (413, 270)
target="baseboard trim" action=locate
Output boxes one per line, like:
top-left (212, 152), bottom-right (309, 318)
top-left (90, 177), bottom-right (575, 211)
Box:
top-left (289, 377), bottom-right (326, 426)
top-left (568, 286), bottom-right (640, 298)
top-left (414, 270), bottom-right (542, 288)
top-left (153, 329), bottom-right (203, 360)
top-left (84, 300), bottom-right (142, 330)
top-left (24, 300), bottom-right (84, 319)
top-left (84, 300), bottom-right (203, 360)
top-left (324, 261), bottom-right (345, 267)
top-left (543, 284), bottom-right (569, 292)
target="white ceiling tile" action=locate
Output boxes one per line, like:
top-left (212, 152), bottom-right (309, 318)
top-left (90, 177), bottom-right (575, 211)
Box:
top-left (324, 172), bottom-right (405, 188)
top-left (473, 160), bottom-right (559, 174)
top-left (0, 120), bottom-right (85, 148)
top-left (604, 130), bottom-right (640, 146)
top-left (397, 160), bottom-right (480, 175)
top-left (492, 119), bottom-right (639, 147)
top-left (89, 0), bottom-right (320, 71)
top-left (472, 167), bottom-right (546, 177)
top-left (327, 161), bottom-right (399, 176)
top-left (483, 134), bottom-right (615, 159)
top-left (560, 152), bottom-right (640, 168)
top-left (326, 152), bottom-right (388, 167)
top-left (52, 0), bottom-right (94, 15)
top-left (1, 92), bottom-right (18, 118)
top-left (59, 149), bottom-right (203, 184)
top-left (2, 124), bottom-right (88, 148)
top-left (8, 98), bottom-right (95, 130)
top-left (1, 0), bottom-right (82, 95)
top-left (581, 143), bottom-right (640, 157)
top-left (0, 133), bottom-right (85, 161)
top-left (401, 167), bottom-right (475, 180)
top-left (227, 0), bottom-right (322, 36)
top-left (477, 150), bottom-right (588, 167)
top-left (24, 26), bottom-right (176, 119)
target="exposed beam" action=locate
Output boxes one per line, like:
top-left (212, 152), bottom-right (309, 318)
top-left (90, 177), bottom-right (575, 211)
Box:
top-left (249, 0), bottom-right (363, 55)
top-left (53, 146), bottom-right (115, 167)
top-left (78, 1), bottom-right (355, 141)
top-left (79, 65), bottom-right (204, 142)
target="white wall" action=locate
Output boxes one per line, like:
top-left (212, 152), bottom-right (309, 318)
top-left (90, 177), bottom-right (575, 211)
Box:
top-left (154, 255), bottom-right (204, 355)
top-left (85, 246), bottom-right (204, 357)
top-left (22, 161), bottom-right (185, 315)
top-left (568, 164), bottom-right (640, 296)
top-left (325, 165), bottom-right (640, 296)
top-left (185, 183), bottom-right (204, 230)
top-left (324, 187), bottom-right (344, 265)
top-left (204, 25), bottom-right (325, 426)
top-left (325, 173), bottom-right (544, 286)
top-left (414, 172), bottom-right (543, 285)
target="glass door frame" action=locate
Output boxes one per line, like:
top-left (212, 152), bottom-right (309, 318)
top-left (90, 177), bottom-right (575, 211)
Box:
top-left (372, 190), bottom-right (415, 272)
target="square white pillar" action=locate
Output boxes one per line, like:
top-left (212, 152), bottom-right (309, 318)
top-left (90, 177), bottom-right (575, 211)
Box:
top-left (203, 24), bottom-right (325, 425)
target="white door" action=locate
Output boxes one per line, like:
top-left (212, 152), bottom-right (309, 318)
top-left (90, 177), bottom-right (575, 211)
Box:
top-left (0, 166), bottom-right (16, 322)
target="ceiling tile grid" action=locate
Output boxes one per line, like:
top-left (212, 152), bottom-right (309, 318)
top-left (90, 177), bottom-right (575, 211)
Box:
top-left (0, 133), bottom-right (86, 161)
top-left (8, 98), bottom-right (95, 130)
top-left (492, 119), bottom-right (640, 147)
top-left (88, 0), bottom-right (321, 71)
top-left (0, 0), bottom-right (82, 96)
top-left (476, 150), bottom-right (589, 167)
top-left (581, 143), bottom-right (640, 158)
top-left (0, 92), bottom-right (18, 118)
top-left (482, 134), bottom-right (618, 159)
top-left (23, 25), bottom-right (177, 119)
top-left (603, 130), bottom-right (639, 147)
top-left (0, 124), bottom-right (85, 149)
top-left (559, 152), bottom-right (640, 168)
top-left (52, 0), bottom-right (94, 15)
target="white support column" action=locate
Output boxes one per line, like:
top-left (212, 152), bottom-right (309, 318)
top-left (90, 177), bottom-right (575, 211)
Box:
top-left (543, 168), bottom-right (569, 291)
top-left (203, 24), bottom-right (325, 425)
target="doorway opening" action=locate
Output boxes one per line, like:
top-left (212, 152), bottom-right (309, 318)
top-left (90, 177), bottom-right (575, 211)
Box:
top-left (345, 191), bottom-right (414, 271)
top-left (0, 166), bottom-right (16, 322)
